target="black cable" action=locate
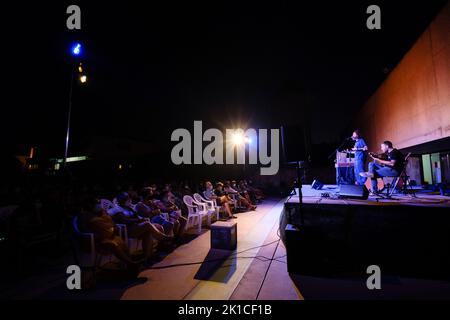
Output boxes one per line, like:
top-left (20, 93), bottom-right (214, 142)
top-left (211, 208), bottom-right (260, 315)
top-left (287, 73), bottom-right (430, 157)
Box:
top-left (256, 238), bottom-right (281, 300)
top-left (146, 252), bottom-right (285, 270)
top-left (145, 239), bottom-right (281, 270)
top-left (274, 254), bottom-right (287, 264)
top-left (147, 201), bottom-right (287, 271)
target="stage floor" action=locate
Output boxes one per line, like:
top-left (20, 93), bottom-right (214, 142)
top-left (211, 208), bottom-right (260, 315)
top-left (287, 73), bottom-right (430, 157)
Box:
top-left (286, 185), bottom-right (450, 208)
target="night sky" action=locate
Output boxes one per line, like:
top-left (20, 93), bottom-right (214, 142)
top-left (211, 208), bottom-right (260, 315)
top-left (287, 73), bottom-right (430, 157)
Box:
top-left (1, 0), bottom-right (447, 158)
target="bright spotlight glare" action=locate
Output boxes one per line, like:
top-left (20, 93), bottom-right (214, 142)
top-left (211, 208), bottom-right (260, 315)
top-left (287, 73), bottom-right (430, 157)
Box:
top-left (232, 132), bottom-right (245, 146)
top-left (79, 75), bottom-right (87, 83)
top-left (232, 132), bottom-right (251, 146)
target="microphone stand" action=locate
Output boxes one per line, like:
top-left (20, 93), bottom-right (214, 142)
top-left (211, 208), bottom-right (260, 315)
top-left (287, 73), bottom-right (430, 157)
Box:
top-left (328, 137), bottom-right (352, 160)
top-left (329, 137), bottom-right (353, 186)
top-left (296, 160), bottom-right (304, 226)
top-left (286, 160), bottom-right (305, 226)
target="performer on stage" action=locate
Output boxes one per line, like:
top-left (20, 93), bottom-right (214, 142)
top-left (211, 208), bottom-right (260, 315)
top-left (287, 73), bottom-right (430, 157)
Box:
top-left (351, 129), bottom-right (368, 185)
top-left (360, 140), bottom-right (405, 193)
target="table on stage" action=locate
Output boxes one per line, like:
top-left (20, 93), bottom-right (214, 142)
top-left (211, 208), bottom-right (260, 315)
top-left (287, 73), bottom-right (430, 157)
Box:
top-left (335, 151), bottom-right (355, 185)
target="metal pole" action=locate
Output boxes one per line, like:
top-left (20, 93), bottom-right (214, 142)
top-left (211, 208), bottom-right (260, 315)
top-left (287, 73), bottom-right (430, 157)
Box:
top-left (64, 66), bottom-right (74, 169)
top-left (297, 160), bottom-right (304, 226)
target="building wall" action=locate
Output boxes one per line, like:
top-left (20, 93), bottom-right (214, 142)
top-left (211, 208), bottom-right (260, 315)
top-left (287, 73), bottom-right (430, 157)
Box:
top-left (355, 3), bottom-right (450, 152)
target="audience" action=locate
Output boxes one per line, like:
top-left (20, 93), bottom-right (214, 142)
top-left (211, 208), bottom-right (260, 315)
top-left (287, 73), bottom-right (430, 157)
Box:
top-left (154, 191), bottom-right (188, 239)
top-left (108, 192), bottom-right (172, 260)
top-left (203, 181), bottom-right (236, 219)
top-left (0, 174), bottom-right (266, 279)
top-left (239, 180), bottom-right (263, 203)
top-left (224, 181), bottom-right (257, 211)
top-left (135, 188), bottom-right (177, 238)
top-left (79, 197), bottom-right (141, 274)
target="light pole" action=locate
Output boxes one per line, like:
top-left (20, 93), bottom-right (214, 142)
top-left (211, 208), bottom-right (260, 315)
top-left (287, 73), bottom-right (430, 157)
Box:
top-left (64, 42), bottom-right (86, 169)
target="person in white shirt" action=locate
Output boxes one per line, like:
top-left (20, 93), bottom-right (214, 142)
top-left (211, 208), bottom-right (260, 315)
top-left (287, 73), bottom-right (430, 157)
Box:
top-left (203, 181), bottom-right (235, 219)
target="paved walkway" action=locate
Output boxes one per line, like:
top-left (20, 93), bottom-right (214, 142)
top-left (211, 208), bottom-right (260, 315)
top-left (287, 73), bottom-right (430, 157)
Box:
top-left (121, 199), bottom-right (301, 300)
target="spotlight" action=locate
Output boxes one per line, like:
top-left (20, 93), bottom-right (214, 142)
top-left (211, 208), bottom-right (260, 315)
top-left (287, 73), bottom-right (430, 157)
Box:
top-left (232, 132), bottom-right (252, 146)
top-left (71, 43), bottom-right (82, 56)
top-left (79, 75), bottom-right (87, 83)
top-left (232, 132), bottom-right (245, 146)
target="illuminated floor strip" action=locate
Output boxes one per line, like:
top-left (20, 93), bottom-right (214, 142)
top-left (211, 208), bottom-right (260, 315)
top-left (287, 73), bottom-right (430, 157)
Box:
top-left (184, 199), bottom-right (286, 300)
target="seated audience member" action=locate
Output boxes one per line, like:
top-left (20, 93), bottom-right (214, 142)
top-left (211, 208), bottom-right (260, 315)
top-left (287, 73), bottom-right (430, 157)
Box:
top-left (172, 184), bottom-right (190, 207)
top-left (232, 180), bottom-right (255, 204)
top-left (239, 180), bottom-right (263, 203)
top-left (135, 188), bottom-right (176, 237)
top-left (224, 182), bottom-right (256, 211)
top-left (108, 192), bottom-right (172, 260)
top-left (154, 191), bottom-right (187, 238)
top-left (203, 181), bottom-right (236, 219)
top-left (79, 198), bottom-right (141, 274)
top-left (176, 184), bottom-right (192, 217)
top-left (247, 180), bottom-right (264, 200)
top-left (128, 190), bottom-right (142, 205)
top-left (150, 184), bottom-right (161, 198)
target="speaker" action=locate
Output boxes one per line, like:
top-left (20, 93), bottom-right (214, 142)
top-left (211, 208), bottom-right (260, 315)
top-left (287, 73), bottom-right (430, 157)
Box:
top-left (339, 184), bottom-right (369, 199)
top-left (280, 125), bottom-right (310, 163)
top-left (285, 224), bottom-right (332, 276)
top-left (210, 221), bottom-right (237, 250)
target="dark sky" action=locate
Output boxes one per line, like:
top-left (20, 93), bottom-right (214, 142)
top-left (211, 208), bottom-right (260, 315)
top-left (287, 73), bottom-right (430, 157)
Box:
top-left (1, 0), bottom-right (448, 157)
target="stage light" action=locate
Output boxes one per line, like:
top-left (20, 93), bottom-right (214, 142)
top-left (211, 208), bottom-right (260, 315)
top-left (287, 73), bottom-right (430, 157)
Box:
top-left (232, 132), bottom-right (245, 146)
top-left (71, 43), bottom-right (82, 56)
top-left (78, 63), bottom-right (83, 73)
top-left (232, 132), bottom-right (252, 146)
top-left (79, 75), bottom-right (87, 83)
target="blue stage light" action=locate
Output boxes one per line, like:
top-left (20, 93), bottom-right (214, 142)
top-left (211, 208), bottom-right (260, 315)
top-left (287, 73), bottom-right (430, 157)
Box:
top-left (71, 43), bottom-right (82, 56)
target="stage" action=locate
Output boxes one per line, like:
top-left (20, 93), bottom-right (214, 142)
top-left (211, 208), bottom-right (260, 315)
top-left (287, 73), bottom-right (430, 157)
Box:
top-left (281, 185), bottom-right (450, 281)
top-left (287, 185), bottom-right (450, 207)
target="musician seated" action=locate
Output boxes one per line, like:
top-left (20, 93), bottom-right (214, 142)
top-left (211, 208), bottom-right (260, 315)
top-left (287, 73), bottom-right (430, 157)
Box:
top-left (359, 140), bottom-right (405, 193)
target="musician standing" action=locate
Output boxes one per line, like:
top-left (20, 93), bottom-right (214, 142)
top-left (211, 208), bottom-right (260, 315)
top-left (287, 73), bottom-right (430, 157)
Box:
top-left (351, 129), bottom-right (368, 185)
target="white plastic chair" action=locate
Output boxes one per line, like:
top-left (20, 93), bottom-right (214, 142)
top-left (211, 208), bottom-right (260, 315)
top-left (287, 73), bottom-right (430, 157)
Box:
top-left (183, 195), bottom-right (209, 233)
top-left (193, 193), bottom-right (219, 221)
